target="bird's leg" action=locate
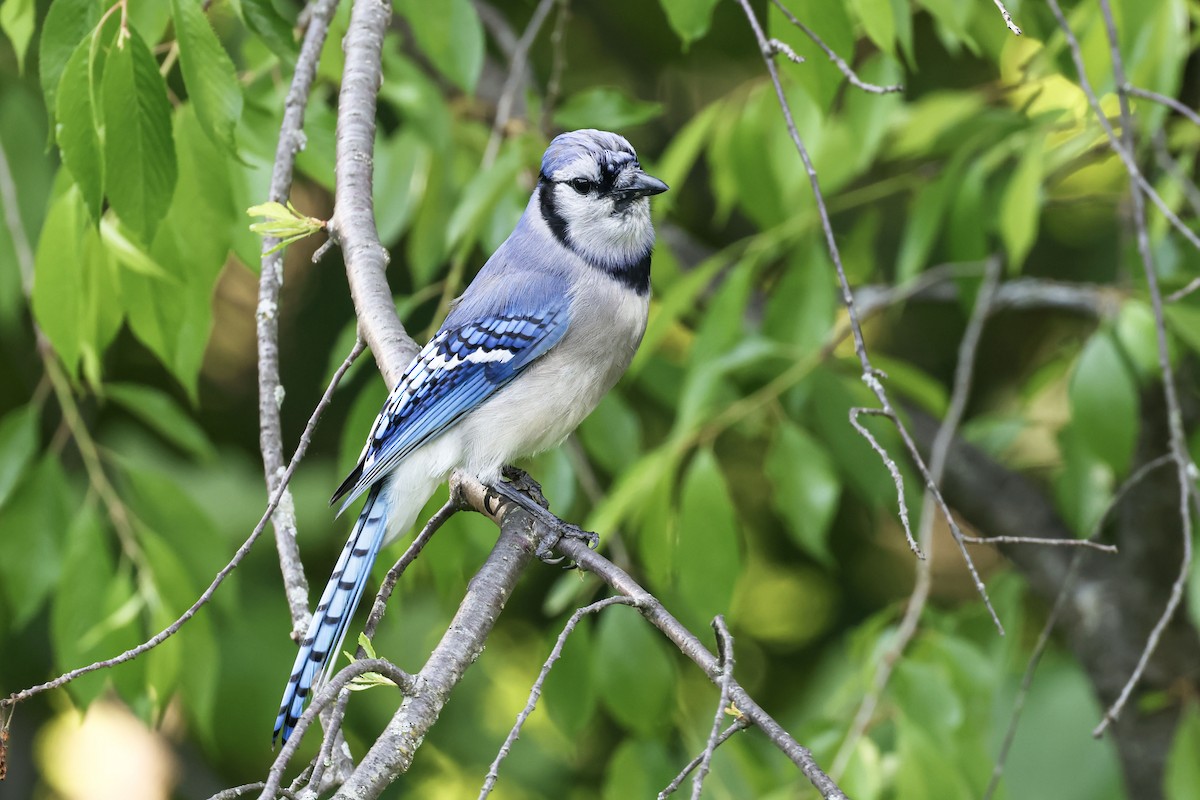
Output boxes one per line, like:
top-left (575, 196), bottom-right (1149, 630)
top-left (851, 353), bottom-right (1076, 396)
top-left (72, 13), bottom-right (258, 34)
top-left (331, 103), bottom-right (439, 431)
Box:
top-left (486, 467), bottom-right (600, 563)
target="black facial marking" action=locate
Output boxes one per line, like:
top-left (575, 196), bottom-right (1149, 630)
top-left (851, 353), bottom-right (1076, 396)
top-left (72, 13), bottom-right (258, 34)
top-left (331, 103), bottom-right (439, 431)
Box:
top-left (538, 178), bottom-right (570, 249)
top-left (537, 163), bottom-right (653, 297)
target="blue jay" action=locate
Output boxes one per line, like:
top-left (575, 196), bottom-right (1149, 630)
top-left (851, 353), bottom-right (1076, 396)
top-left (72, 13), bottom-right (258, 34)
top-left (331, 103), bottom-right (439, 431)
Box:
top-left (273, 130), bottom-right (668, 743)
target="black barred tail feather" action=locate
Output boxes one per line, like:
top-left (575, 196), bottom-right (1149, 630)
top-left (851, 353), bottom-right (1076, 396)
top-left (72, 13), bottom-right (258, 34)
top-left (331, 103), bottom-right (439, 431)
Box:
top-left (273, 482), bottom-right (392, 744)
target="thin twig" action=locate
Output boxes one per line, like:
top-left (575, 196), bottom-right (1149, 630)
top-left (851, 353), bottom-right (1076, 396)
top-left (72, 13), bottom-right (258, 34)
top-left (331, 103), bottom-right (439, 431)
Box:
top-left (961, 535), bottom-right (1117, 550)
top-left (983, 454), bottom-right (1174, 799)
top-left (1149, 130), bottom-right (1200, 219)
top-left (1166, 276), bottom-right (1200, 303)
top-left (208, 783), bottom-right (298, 800)
top-left (765, 38), bottom-right (805, 65)
top-left (769, 0), bottom-right (902, 94)
top-left (735, 0), bottom-right (1005, 633)
top-left (481, 0), bottom-right (556, 167)
top-left (257, 659), bottom-right (417, 800)
top-left (848, 408), bottom-right (921, 557)
top-left (991, 0), bottom-right (1023, 36)
top-left (478, 596), bottom-right (637, 798)
top-left (257, 0), bottom-right (343, 637)
top-left (1125, 84), bottom-right (1200, 128)
top-left (1, 328), bottom-right (365, 708)
top-left (833, 257), bottom-right (1003, 777)
top-left (1086, 0), bottom-right (1199, 738)
top-left (691, 617), bottom-right (737, 800)
top-left (658, 719), bottom-right (752, 799)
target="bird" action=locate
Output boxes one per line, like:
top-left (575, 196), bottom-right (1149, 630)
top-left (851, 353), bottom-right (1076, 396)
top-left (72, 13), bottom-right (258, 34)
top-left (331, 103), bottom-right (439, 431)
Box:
top-left (273, 129), bottom-right (668, 744)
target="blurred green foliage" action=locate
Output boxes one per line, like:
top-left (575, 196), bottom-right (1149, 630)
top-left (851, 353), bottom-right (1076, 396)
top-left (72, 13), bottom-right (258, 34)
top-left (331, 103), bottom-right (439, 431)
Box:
top-left (0, 0), bottom-right (1198, 798)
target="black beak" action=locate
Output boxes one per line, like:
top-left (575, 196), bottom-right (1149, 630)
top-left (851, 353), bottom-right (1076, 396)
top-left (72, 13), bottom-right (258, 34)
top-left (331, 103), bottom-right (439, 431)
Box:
top-left (616, 171), bottom-right (669, 198)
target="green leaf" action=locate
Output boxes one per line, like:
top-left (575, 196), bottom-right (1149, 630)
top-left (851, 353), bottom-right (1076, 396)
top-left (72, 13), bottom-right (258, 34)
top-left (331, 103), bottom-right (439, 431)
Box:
top-left (999, 136), bottom-right (1045, 269)
top-left (32, 186), bottom-right (88, 373)
top-left (595, 605), bottom-right (677, 736)
top-left (602, 739), bottom-right (677, 800)
top-left (1165, 302), bottom-right (1200, 356)
top-left (658, 0), bottom-right (720, 45)
top-left (0, 455), bottom-right (69, 629)
top-left (764, 245), bottom-right (836, 357)
top-left (0, 0), bottom-right (35, 73)
top-left (541, 615), bottom-right (598, 737)
top-left (398, 0), bottom-right (483, 93)
top-left (105, 383), bottom-right (217, 461)
top-left (171, 0), bottom-right (243, 154)
top-left (444, 144), bottom-right (523, 253)
top-left (124, 106), bottom-right (233, 399)
top-left (38, 0), bottom-right (102, 130)
top-left (237, 0), bottom-right (298, 64)
top-left (51, 504), bottom-right (143, 706)
top-left (895, 171), bottom-right (953, 283)
top-left (1070, 331), bottom-right (1138, 475)
top-left (553, 88), bottom-right (664, 131)
top-left (1166, 704), bottom-right (1200, 800)
top-left (676, 449), bottom-right (741, 631)
top-left (849, 0), bottom-right (896, 57)
top-left (102, 27), bottom-right (177, 243)
top-left (55, 29), bottom-right (109, 223)
top-left (577, 392), bottom-right (642, 475)
top-left (765, 423), bottom-right (841, 566)
top-left (0, 404), bottom-right (39, 511)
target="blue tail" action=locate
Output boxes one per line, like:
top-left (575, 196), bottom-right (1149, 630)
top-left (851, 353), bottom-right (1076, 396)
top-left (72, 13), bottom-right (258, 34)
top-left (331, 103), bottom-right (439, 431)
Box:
top-left (273, 482), bottom-right (390, 744)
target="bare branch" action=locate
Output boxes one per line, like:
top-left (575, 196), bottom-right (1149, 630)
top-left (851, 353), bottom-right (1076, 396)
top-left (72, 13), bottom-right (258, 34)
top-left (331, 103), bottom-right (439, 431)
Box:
top-left (1, 323), bottom-right (365, 708)
top-left (735, 0), bottom-right (1008, 633)
top-left (764, 37), bottom-right (805, 65)
top-left (478, 596), bottom-right (638, 798)
top-left (257, 659), bottom-right (417, 800)
top-left (481, 0), bottom-right (557, 167)
top-left (1081, 0), bottom-right (1199, 738)
top-left (983, 454), bottom-right (1174, 799)
top-left (990, 0), bottom-right (1023, 36)
top-left (333, 0), bottom-right (420, 385)
top-left (546, 530), bottom-right (848, 800)
top-left (1125, 84), bottom-right (1200, 129)
top-left (848, 407), bottom-right (922, 557)
top-left (1166, 276), bottom-right (1200, 303)
top-left (691, 616), bottom-right (737, 800)
top-left (208, 782), bottom-right (297, 800)
top-left (833, 256), bottom-right (1003, 776)
top-left (769, 0), bottom-right (902, 94)
top-left (658, 719), bottom-right (752, 799)
top-left (258, 0), bottom-right (344, 636)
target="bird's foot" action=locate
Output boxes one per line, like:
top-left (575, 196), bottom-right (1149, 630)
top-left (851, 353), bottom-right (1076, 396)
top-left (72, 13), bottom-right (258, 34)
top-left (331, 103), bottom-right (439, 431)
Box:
top-left (486, 472), bottom-right (599, 565)
top-left (501, 465), bottom-right (549, 509)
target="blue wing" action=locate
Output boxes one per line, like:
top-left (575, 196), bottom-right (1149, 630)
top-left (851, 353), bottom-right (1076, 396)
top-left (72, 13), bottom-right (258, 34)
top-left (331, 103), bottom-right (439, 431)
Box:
top-left (331, 302), bottom-right (571, 511)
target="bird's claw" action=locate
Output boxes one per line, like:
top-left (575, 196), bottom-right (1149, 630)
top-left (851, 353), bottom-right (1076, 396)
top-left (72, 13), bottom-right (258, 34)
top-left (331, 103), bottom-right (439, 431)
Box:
top-left (501, 465), bottom-right (549, 508)
top-left (485, 473), bottom-right (599, 565)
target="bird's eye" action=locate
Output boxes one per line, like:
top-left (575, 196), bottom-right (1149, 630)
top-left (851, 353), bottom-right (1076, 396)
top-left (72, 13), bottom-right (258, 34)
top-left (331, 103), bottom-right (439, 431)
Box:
top-left (568, 178), bottom-right (595, 195)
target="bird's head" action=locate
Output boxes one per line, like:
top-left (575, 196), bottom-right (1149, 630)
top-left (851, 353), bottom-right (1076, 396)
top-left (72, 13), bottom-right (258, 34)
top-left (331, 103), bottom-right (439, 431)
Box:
top-left (537, 129), bottom-right (668, 274)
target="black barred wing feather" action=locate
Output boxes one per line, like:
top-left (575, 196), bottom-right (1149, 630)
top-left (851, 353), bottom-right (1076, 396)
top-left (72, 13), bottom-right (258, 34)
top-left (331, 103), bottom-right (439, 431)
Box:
top-left (331, 307), bottom-right (571, 511)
